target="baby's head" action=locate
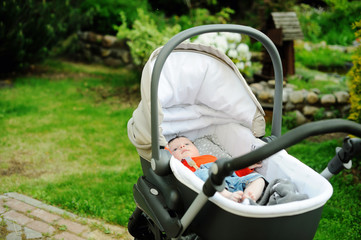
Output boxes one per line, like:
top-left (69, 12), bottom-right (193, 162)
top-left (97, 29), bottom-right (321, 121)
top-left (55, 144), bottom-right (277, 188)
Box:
top-left (168, 136), bottom-right (200, 160)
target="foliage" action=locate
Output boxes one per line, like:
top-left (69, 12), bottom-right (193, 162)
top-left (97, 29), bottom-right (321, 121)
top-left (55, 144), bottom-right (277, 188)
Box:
top-left (295, 1), bottom-right (361, 46)
top-left (294, 41), bottom-right (353, 71)
top-left (0, 0), bottom-right (88, 75)
top-left (348, 19), bottom-right (361, 124)
top-left (313, 107), bottom-right (326, 121)
top-left (78, 0), bottom-right (149, 35)
top-left (289, 65), bottom-right (348, 94)
top-left (116, 9), bottom-right (181, 67)
top-left (173, 7), bottom-right (234, 30)
top-left (282, 111), bottom-right (297, 129)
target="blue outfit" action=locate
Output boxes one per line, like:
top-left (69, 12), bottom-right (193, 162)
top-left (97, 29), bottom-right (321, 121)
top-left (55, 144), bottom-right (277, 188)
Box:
top-left (194, 162), bottom-right (263, 192)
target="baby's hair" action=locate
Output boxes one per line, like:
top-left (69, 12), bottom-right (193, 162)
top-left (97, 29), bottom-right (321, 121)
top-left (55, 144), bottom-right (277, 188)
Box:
top-left (168, 135), bottom-right (187, 145)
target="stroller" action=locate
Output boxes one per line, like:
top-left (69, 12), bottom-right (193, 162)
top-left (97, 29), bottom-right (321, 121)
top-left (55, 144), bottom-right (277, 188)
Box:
top-left (127, 25), bottom-right (361, 240)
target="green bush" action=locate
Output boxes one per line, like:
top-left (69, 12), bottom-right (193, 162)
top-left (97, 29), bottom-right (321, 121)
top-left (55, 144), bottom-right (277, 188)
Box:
top-left (282, 111), bottom-right (297, 129)
top-left (348, 20), bottom-right (361, 124)
top-left (173, 7), bottom-right (234, 30)
top-left (295, 1), bottom-right (361, 46)
top-left (295, 42), bottom-right (352, 70)
top-left (116, 9), bottom-right (181, 67)
top-left (0, 0), bottom-right (88, 75)
top-left (79, 0), bottom-right (149, 35)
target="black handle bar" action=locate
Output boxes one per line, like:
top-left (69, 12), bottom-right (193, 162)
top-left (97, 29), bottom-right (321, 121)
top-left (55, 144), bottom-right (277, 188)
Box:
top-left (203, 119), bottom-right (361, 196)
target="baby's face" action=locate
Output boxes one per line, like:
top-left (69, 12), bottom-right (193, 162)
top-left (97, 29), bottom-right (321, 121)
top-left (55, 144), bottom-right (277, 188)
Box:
top-left (168, 137), bottom-right (200, 160)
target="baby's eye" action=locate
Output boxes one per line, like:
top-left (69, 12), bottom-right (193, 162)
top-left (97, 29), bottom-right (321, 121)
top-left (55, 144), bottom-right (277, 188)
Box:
top-left (173, 148), bottom-right (178, 151)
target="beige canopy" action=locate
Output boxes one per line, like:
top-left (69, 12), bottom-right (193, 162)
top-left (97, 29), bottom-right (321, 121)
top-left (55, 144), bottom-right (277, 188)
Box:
top-left (128, 43), bottom-right (266, 161)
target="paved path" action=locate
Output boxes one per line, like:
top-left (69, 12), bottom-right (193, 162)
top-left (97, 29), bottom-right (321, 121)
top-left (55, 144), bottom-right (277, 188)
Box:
top-left (0, 193), bottom-right (133, 240)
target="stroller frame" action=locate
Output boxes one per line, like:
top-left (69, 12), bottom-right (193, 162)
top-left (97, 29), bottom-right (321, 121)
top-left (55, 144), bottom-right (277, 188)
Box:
top-left (128, 24), bottom-right (361, 240)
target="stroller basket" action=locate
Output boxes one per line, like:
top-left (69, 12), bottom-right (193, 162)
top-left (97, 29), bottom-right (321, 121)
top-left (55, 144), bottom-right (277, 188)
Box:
top-left (127, 24), bottom-right (361, 240)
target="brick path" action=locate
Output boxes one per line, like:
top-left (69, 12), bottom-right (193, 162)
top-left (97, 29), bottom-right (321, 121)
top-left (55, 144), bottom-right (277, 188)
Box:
top-left (0, 193), bottom-right (133, 240)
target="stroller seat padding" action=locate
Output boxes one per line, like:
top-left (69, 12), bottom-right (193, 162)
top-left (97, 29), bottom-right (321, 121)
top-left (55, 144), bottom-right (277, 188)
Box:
top-left (169, 123), bottom-right (333, 218)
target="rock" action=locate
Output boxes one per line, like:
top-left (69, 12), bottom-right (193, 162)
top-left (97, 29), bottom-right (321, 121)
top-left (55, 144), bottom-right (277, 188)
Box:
top-left (102, 35), bottom-right (118, 48)
top-left (283, 88), bottom-right (293, 103)
top-left (334, 91), bottom-right (350, 104)
top-left (100, 48), bottom-right (112, 57)
top-left (284, 101), bottom-right (295, 111)
top-left (282, 91), bottom-right (289, 103)
top-left (250, 83), bottom-right (264, 94)
top-left (77, 31), bottom-right (88, 41)
top-left (341, 105), bottom-right (351, 117)
top-left (324, 111), bottom-right (336, 119)
top-left (290, 90), bottom-right (305, 104)
top-left (24, 227), bottom-right (42, 239)
top-left (111, 49), bottom-right (131, 64)
top-left (258, 90), bottom-right (272, 102)
top-left (306, 91), bottom-right (319, 104)
top-left (87, 32), bottom-right (103, 43)
top-left (103, 57), bottom-right (122, 67)
top-left (295, 110), bottom-right (307, 126)
top-left (321, 94), bottom-right (336, 105)
top-left (310, 88), bottom-right (321, 95)
top-left (303, 106), bottom-right (320, 116)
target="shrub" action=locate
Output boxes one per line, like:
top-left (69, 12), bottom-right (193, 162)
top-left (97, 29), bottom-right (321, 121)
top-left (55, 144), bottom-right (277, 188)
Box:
top-left (115, 7), bottom-right (238, 68)
top-left (282, 111), bottom-right (297, 129)
top-left (348, 20), bottom-right (361, 124)
top-left (295, 41), bottom-right (352, 70)
top-left (78, 0), bottom-right (149, 35)
top-left (295, 1), bottom-right (361, 46)
top-left (173, 7), bottom-right (234, 30)
top-left (0, 0), bottom-right (88, 75)
top-left (115, 9), bottom-right (181, 67)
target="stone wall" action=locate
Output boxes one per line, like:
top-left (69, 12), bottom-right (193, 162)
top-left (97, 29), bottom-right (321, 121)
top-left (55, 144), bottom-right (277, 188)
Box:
top-left (250, 80), bottom-right (350, 125)
top-left (77, 31), bottom-right (132, 68)
top-left (75, 31), bottom-right (350, 125)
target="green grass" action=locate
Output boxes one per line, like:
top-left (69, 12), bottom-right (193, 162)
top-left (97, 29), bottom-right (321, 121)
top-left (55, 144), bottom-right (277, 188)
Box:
top-left (0, 60), bottom-right (141, 225)
top-left (295, 45), bottom-right (353, 71)
top-left (0, 59), bottom-right (360, 239)
top-left (287, 138), bottom-right (361, 240)
top-left (287, 63), bottom-right (349, 94)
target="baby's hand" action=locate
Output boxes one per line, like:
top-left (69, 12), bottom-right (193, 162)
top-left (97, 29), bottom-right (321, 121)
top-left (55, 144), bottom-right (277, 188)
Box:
top-left (248, 161), bottom-right (262, 169)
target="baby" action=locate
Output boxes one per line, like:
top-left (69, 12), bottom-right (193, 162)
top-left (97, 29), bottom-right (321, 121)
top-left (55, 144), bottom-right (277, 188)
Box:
top-left (168, 136), bottom-right (265, 203)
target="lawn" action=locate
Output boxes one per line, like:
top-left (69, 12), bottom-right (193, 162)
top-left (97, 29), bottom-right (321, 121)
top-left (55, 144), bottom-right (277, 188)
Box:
top-left (0, 59), bottom-right (360, 239)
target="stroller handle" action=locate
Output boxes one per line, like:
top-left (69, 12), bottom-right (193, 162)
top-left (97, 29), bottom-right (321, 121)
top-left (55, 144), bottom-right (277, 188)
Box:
top-left (211, 119), bottom-right (361, 185)
top-left (151, 24), bottom-right (284, 161)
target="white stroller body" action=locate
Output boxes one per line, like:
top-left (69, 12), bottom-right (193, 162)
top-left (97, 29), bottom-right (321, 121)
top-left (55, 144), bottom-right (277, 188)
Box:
top-left (127, 25), bottom-right (361, 240)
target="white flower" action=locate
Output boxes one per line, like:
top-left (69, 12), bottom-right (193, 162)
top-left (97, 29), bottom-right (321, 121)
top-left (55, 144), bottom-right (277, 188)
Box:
top-left (236, 62), bottom-right (245, 70)
top-left (220, 32), bottom-right (242, 43)
top-left (227, 49), bottom-right (238, 59)
top-left (191, 32), bottom-right (252, 73)
top-left (228, 43), bottom-right (236, 50)
top-left (214, 35), bottom-right (228, 53)
top-left (236, 43), bottom-right (249, 54)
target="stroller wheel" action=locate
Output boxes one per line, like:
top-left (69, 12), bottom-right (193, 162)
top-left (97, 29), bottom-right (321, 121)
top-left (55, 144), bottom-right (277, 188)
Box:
top-left (128, 207), bottom-right (169, 240)
top-left (128, 207), bottom-right (202, 240)
top-left (128, 207), bottom-right (154, 239)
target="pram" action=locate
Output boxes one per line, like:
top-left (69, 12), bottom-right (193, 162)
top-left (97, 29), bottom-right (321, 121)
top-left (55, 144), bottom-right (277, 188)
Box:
top-left (127, 25), bottom-right (361, 240)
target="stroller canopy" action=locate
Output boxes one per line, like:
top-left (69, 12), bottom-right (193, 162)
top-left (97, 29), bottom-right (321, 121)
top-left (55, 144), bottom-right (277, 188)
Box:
top-left (128, 43), bottom-right (266, 161)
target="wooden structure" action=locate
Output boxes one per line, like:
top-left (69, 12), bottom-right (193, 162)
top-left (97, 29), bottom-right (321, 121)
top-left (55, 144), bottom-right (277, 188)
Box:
top-left (258, 12), bottom-right (304, 81)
